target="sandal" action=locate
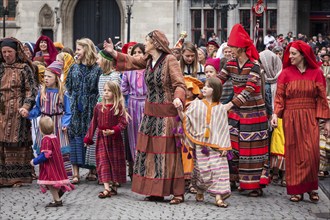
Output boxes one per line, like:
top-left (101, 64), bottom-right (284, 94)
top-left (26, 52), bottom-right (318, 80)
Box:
top-left (290, 194), bottom-right (304, 202)
top-left (195, 193), bottom-right (204, 202)
top-left (237, 186), bottom-right (245, 192)
top-left (98, 189), bottom-right (111, 199)
top-left (12, 182), bottom-right (22, 188)
top-left (113, 182), bottom-right (121, 187)
top-left (188, 184), bottom-right (197, 194)
top-left (169, 196), bottom-right (184, 205)
top-left (71, 175), bottom-right (80, 184)
top-left (248, 189), bottom-right (263, 197)
top-left (143, 196), bottom-right (164, 202)
top-left (318, 171), bottom-right (325, 180)
top-left (215, 198), bottom-right (228, 208)
top-left (308, 191), bottom-right (319, 202)
top-left (272, 174), bottom-right (279, 185)
top-left (45, 200), bottom-right (63, 207)
top-left (86, 173), bottom-right (97, 181)
top-left (109, 185), bottom-right (118, 195)
top-left (280, 179), bottom-right (287, 187)
top-left (58, 189), bottom-right (65, 198)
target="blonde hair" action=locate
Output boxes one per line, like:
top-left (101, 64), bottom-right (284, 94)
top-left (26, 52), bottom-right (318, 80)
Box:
top-left (97, 53), bottom-right (115, 74)
top-left (180, 42), bottom-right (199, 77)
top-left (40, 69), bottom-right (66, 103)
top-left (76, 38), bottom-right (98, 66)
top-left (102, 81), bottom-right (130, 121)
top-left (39, 116), bottom-right (54, 135)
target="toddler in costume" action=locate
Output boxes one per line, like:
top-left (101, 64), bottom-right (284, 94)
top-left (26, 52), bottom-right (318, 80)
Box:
top-left (30, 116), bottom-right (74, 207)
top-left (179, 77), bottom-right (232, 208)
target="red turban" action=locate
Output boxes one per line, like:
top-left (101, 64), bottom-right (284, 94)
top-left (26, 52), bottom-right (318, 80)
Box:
top-left (227, 24), bottom-right (259, 61)
top-left (122, 42), bottom-right (137, 54)
top-left (282, 40), bottom-right (320, 69)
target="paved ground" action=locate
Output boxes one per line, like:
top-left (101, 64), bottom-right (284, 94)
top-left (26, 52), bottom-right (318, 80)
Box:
top-left (1, 169), bottom-right (329, 220)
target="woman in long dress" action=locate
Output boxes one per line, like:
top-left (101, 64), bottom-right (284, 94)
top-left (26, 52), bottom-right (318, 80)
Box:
top-left (271, 40), bottom-right (330, 202)
top-left (104, 30), bottom-right (186, 204)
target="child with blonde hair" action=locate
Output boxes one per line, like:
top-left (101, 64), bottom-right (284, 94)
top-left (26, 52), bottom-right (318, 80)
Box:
top-left (25, 60), bottom-right (72, 179)
top-left (84, 81), bottom-right (129, 198)
top-left (66, 38), bottom-right (102, 184)
top-left (30, 116), bottom-right (74, 207)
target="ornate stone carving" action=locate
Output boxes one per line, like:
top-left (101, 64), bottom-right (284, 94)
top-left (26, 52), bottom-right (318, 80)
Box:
top-left (39, 4), bottom-right (54, 27)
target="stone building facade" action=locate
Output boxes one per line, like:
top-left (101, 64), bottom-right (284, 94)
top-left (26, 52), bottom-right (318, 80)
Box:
top-left (1, 0), bottom-right (329, 48)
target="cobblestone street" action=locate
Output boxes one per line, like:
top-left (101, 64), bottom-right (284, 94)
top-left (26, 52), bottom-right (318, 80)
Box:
top-left (1, 169), bottom-right (329, 220)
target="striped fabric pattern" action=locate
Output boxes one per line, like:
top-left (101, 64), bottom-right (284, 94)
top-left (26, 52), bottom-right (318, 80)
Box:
top-left (219, 59), bottom-right (269, 190)
top-left (183, 99), bottom-right (231, 150)
top-left (192, 146), bottom-right (231, 196)
top-left (274, 66), bottom-right (330, 194)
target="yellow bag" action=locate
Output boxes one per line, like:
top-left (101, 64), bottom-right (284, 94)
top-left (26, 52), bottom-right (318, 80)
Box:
top-left (270, 118), bottom-right (285, 155)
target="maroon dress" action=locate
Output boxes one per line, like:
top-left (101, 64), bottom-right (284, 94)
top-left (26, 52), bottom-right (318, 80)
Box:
top-left (84, 103), bottom-right (128, 184)
top-left (37, 135), bottom-right (74, 193)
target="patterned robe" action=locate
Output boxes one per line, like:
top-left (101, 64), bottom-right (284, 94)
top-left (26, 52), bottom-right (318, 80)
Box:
top-left (183, 99), bottom-right (231, 196)
top-left (28, 89), bottom-right (72, 178)
top-left (66, 63), bottom-right (102, 166)
top-left (0, 62), bottom-right (38, 186)
top-left (218, 59), bottom-right (269, 190)
top-left (84, 104), bottom-right (128, 184)
top-left (274, 66), bottom-right (330, 195)
top-left (116, 52), bottom-right (186, 197)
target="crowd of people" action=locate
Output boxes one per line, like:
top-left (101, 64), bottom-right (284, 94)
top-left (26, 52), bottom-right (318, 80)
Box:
top-left (0, 24), bottom-right (329, 208)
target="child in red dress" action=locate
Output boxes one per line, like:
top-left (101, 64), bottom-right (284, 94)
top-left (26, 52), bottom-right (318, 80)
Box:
top-left (30, 116), bottom-right (74, 207)
top-left (84, 81), bottom-right (129, 198)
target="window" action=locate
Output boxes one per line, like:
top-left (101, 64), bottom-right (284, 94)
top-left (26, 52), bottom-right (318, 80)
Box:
top-left (0, 0), bottom-right (16, 20)
top-left (239, 9), bottom-right (277, 37)
top-left (191, 9), bottom-right (227, 44)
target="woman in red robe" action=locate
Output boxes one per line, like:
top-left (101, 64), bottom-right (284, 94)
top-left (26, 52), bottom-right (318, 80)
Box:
top-left (271, 40), bottom-right (330, 202)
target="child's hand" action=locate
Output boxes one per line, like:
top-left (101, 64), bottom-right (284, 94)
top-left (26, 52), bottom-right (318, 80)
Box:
top-left (30, 159), bottom-right (34, 166)
top-left (84, 143), bottom-right (89, 148)
top-left (173, 98), bottom-right (183, 111)
top-left (62, 127), bottom-right (67, 131)
top-left (103, 129), bottom-right (114, 136)
top-left (221, 150), bottom-right (227, 157)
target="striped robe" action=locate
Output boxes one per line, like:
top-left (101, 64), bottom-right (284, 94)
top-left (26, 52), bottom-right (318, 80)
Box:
top-left (183, 99), bottom-right (231, 196)
top-left (218, 59), bottom-right (269, 190)
top-left (29, 89), bottom-right (72, 178)
top-left (274, 66), bottom-right (330, 195)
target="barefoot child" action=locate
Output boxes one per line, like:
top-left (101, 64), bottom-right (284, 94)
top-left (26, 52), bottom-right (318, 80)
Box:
top-left (30, 116), bottom-right (75, 207)
top-left (84, 81), bottom-right (129, 198)
top-left (179, 77), bottom-right (232, 208)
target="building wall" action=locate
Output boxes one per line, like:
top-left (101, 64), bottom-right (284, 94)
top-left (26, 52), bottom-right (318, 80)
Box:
top-left (3, 0), bottom-right (303, 47)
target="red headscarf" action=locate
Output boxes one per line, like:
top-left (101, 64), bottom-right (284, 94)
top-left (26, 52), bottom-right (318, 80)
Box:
top-left (227, 24), bottom-right (259, 61)
top-left (282, 40), bottom-right (320, 69)
top-left (33, 35), bottom-right (58, 66)
top-left (122, 42), bottom-right (137, 54)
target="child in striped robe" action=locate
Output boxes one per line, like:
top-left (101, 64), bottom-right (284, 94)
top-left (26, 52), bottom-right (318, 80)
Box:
top-left (27, 61), bottom-right (72, 179)
top-left (179, 77), bottom-right (232, 208)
